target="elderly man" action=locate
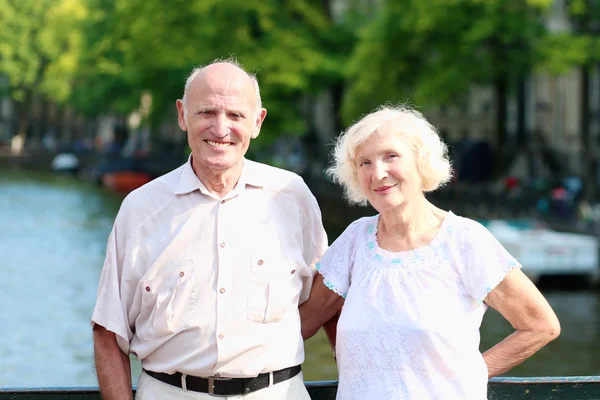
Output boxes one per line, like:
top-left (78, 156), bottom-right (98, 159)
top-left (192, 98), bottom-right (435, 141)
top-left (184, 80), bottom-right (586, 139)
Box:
top-left (92, 60), bottom-right (328, 399)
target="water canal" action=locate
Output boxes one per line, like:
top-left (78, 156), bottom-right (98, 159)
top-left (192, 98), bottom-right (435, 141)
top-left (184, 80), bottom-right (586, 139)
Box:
top-left (1, 169), bottom-right (598, 387)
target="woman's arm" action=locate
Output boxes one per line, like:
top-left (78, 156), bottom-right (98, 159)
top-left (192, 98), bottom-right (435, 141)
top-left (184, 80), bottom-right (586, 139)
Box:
top-left (300, 273), bottom-right (344, 340)
top-left (482, 268), bottom-right (560, 378)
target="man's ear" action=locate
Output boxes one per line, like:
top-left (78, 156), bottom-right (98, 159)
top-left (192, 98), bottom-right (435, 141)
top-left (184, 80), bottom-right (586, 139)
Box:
top-left (251, 108), bottom-right (268, 139)
top-left (176, 99), bottom-right (188, 132)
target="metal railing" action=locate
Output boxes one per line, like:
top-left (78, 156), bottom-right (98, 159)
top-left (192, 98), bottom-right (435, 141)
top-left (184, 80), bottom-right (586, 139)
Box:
top-left (2, 377), bottom-right (600, 400)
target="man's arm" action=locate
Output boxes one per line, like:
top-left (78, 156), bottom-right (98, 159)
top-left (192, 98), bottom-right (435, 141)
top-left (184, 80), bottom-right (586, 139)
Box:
top-left (482, 268), bottom-right (560, 378)
top-left (323, 310), bottom-right (340, 349)
top-left (300, 273), bottom-right (344, 340)
top-left (93, 324), bottom-right (133, 400)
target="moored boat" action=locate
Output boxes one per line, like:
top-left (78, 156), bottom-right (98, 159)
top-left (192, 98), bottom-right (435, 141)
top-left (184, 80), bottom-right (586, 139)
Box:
top-left (484, 219), bottom-right (600, 283)
top-left (101, 170), bottom-right (153, 194)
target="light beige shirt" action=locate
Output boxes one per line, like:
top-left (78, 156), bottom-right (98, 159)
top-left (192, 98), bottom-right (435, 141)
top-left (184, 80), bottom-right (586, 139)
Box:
top-left (91, 157), bottom-right (328, 377)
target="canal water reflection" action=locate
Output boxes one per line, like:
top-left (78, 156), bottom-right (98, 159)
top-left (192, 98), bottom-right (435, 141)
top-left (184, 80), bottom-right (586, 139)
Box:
top-left (1, 170), bottom-right (598, 387)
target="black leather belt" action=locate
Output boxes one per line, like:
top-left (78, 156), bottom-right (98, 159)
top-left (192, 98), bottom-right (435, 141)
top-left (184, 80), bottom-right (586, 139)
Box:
top-left (144, 365), bottom-right (302, 396)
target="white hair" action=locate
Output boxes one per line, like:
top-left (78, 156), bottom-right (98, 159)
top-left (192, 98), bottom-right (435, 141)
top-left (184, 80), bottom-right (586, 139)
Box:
top-left (181, 57), bottom-right (262, 118)
top-left (327, 104), bottom-right (453, 206)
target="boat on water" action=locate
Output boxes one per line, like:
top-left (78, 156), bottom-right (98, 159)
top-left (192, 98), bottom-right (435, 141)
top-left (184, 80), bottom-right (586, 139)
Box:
top-left (483, 219), bottom-right (600, 283)
top-left (101, 170), bottom-right (153, 194)
top-left (2, 377), bottom-right (600, 399)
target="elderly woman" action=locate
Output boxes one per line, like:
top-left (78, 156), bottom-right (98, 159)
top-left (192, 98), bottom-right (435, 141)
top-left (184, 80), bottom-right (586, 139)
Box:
top-left (300, 105), bottom-right (560, 399)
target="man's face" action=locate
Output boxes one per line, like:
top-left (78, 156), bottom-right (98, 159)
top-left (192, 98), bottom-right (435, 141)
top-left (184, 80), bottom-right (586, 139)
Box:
top-left (176, 70), bottom-right (267, 177)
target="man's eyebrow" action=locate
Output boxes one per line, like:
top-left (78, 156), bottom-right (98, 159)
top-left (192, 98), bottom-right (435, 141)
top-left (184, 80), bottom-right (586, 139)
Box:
top-left (193, 106), bottom-right (214, 112)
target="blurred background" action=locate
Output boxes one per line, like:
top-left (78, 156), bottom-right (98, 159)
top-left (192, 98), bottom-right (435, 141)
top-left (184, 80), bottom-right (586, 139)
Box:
top-left (1, 0), bottom-right (600, 388)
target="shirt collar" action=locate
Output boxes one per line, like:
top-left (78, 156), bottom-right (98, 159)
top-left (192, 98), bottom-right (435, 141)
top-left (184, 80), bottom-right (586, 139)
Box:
top-left (174, 155), bottom-right (264, 196)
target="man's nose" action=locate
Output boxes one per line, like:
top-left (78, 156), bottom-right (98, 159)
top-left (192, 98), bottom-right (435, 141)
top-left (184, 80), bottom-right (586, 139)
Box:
top-left (211, 114), bottom-right (230, 138)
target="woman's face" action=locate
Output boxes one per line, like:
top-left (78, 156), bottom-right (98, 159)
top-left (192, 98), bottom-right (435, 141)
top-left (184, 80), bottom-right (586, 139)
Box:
top-left (355, 129), bottom-right (423, 213)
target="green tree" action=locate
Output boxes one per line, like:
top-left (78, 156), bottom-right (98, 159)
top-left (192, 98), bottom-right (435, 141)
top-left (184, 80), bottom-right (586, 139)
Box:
top-left (73, 0), bottom-right (351, 148)
top-left (537, 0), bottom-right (600, 200)
top-left (0, 0), bottom-right (87, 150)
top-left (342, 0), bottom-right (552, 176)
top-left (68, 0), bottom-right (142, 119)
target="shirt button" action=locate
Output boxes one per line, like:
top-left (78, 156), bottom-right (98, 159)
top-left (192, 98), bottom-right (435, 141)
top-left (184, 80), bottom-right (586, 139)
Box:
top-left (220, 242), bottom-right (226, 248)
top-left (179, 271), bottom-right (185, 277)
top-left (291, 269), bottom-right (296, 274)
top-left (221, 200), bottom-right (226, 204)
top-left (220, 288), bottom-right (226, 294)
top-left (244, 388), bottom-right (250, 394)
top-left (257, 259), bottom-right (264, 266)
top-left (145, 286), bottom-right (150, 292)
top-left (218, 333), bottom-right (224, 339)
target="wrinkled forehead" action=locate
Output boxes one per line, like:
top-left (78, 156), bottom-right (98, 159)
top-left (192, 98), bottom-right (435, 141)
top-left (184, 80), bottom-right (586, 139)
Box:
top-left (205, 71), bottom-right (254, 95)
top-left (189, 69), bottom-right (256, 107)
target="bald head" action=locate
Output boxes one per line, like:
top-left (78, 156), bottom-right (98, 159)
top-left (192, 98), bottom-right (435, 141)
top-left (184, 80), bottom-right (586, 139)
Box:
top-left (182, 61), bottom-right (262, 118)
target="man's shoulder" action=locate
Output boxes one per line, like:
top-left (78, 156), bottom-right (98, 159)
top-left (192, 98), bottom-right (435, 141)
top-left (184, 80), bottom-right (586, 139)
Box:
top-left (116, 164), bottom-right (185, 223)
top-left (125, 164), bottom-right (182, 200)
top-left (246, 159), bottom-right (309, 193)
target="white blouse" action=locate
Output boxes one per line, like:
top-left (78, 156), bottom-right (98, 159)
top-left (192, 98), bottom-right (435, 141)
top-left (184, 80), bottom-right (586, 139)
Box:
top-left (317, 211), bottom-right (520, 400)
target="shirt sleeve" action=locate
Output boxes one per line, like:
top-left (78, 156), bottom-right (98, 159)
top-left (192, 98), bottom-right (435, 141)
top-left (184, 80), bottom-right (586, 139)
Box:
top-left (457, 218), bottom-right (522, 303)
top-left (316, 220), bottom-right (362, 299)
top-left (298, 183), bottom-right (329, 304)
top-left (91, 218), bottom-right (134, 354)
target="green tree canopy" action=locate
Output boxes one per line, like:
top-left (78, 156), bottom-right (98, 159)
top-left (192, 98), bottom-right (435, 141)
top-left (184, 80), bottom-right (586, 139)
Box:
top-left (71, 0), bottom-right (353, 145)
top-left (342, 0), bottom-right (553, 124)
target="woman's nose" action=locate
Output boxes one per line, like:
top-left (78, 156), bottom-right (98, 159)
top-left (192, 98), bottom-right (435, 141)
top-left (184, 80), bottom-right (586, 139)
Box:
top-left (373, 162), bottom-right (387, 180)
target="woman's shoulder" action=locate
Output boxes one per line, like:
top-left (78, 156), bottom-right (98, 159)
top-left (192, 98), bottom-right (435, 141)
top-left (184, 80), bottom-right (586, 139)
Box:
top-left (342, 215), bottom-right (376, 236)
top-left (446, 212), bottom-right (497, 246)
top-left (447, 212), bottom-right (487, 233)
top-left (329, 215), bottom-right (375, 247)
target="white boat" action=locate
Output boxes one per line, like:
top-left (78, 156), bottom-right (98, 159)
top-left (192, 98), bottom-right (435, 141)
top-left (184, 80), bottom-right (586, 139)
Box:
top-left (51, 153), bottom-right (79, 172)
top-left (486, 220), bottom-right (599, 283)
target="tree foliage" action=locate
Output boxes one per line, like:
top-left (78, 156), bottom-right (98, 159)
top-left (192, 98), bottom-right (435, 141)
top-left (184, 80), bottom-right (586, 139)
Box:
top-left (0, 0), bottom-right (86, 104)
top-left (341, 0), bottom-right (552, 124)
top-left (70, 0), bottom-right (352, 145)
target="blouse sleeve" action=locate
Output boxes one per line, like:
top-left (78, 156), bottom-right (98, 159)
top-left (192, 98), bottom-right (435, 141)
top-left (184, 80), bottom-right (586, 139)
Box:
top-left (457, 219), bottom-right (522, 303)
top-left (316, 219), bottom-right (363, 299)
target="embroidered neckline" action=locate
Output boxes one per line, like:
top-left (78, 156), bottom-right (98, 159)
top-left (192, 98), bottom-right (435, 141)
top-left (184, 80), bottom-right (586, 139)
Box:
top-left (366, 211), bottom-right (454, 265)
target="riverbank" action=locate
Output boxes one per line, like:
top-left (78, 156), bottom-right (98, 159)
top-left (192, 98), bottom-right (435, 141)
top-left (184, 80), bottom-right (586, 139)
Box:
top-left (2, 147), bottom-right (595, 239)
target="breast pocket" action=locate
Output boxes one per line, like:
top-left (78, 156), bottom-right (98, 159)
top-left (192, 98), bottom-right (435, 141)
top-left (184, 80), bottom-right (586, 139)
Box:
top-left (138, 263), bottom-right (196, 339)
top-left (247, 223), bottom-right (302, 323)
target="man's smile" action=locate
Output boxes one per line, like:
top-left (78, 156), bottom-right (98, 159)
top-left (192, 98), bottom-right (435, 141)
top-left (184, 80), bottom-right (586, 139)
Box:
top-left (205, 140), bottom-right (233, 148)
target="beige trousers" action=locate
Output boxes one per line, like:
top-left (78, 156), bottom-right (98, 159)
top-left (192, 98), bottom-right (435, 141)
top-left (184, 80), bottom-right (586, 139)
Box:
top-left (135, 370), bottom-right (311, 400)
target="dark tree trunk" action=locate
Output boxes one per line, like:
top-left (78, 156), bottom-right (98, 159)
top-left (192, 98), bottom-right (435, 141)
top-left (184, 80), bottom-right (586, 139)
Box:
top-left (581, 66), bottom-right (594, 201)
top-left (516, 76), bottom-right (527, 147)
top-left (494, 75), bottom-right (508, 177)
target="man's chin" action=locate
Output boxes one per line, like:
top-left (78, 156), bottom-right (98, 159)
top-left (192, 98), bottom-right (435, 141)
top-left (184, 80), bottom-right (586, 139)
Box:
top-left (202, 157), bottom-right (240, 172)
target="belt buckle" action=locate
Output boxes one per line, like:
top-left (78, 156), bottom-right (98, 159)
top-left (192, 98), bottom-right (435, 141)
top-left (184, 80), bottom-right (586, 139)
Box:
top-left (207, 375), bottom-right (233, 397)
